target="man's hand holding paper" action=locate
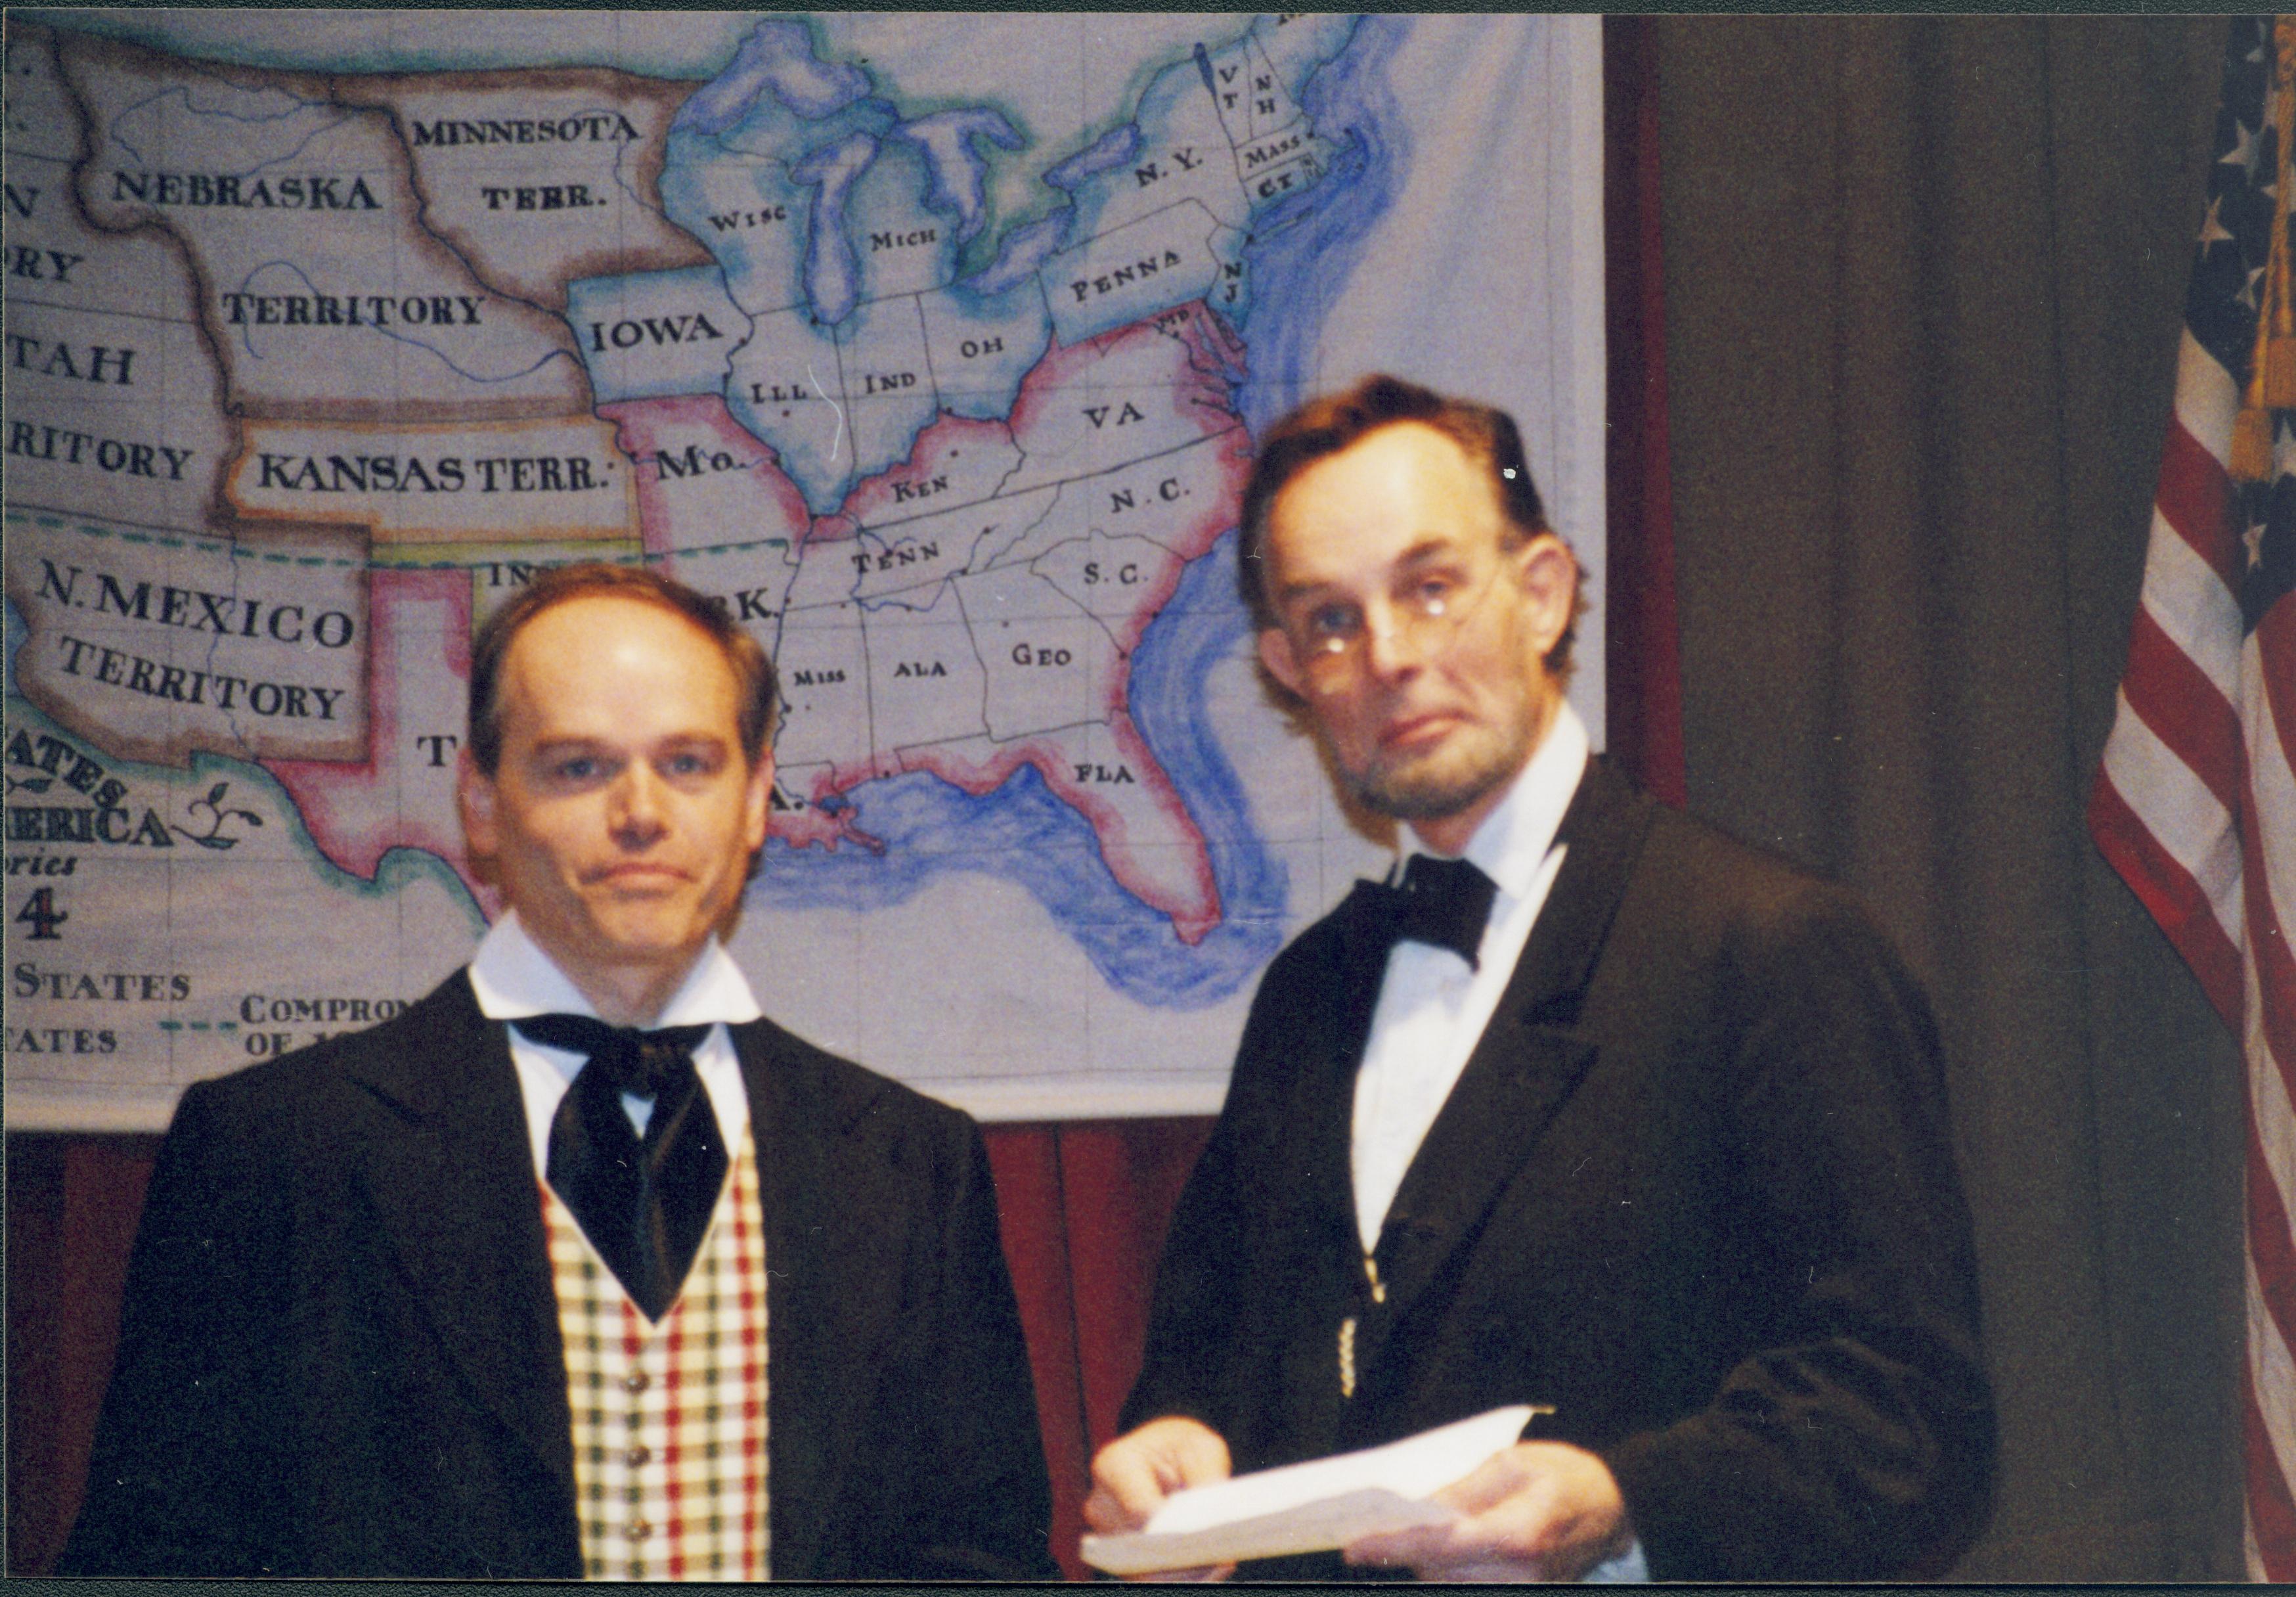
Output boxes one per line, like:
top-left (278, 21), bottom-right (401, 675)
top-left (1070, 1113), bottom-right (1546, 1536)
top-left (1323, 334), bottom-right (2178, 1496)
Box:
top-left (1343, 1439), bottom-right (1633, 1583)
top-left (1083, 1416), bottom-right (1236, 1581)
top-left (1084, 1406), bottom-right (1568, 1579)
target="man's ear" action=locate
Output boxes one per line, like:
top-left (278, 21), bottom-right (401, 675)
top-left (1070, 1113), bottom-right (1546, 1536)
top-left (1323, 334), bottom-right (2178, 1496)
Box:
top-left (1512, 532), bottom-right (1579, 662)
top-left (743, 749), bottom-right (773, 855)
top-left (456, 749), bottom-right (498, 859)
top-left (1257, 625), bottom-right (1308, 702)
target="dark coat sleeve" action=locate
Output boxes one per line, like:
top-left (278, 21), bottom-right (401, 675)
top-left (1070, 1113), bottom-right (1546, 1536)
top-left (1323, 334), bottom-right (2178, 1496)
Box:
top-left (58, 1076), bottom-right (293, 1575)
top-left (1599, 879), bottom-right (1995, 1580)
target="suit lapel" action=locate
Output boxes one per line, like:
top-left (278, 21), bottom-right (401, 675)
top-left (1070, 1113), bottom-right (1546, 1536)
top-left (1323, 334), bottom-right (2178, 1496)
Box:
top-left (1373, 761), bottom-right (1655, 1322)
top-left (1299, 883), bottom-right (1412, 1257)
top-left (741, 1022), bottom-right (826, 1577)
top-left (341, 974), bottom-right (575, 1498)
top-left (738, 1019), bottom-right (906, 1579)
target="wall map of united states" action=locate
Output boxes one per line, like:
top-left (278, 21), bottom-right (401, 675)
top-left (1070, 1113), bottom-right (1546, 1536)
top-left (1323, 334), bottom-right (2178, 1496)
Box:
top-left (1, 14), bottom-right (1602, 1123)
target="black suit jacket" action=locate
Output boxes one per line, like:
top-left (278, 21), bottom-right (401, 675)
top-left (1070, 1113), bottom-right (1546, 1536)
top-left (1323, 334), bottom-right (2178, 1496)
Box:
top-left (60, 972), bottom-right (1057, 1580)
top-left (1124, 759), bottom-right (1995, 1581)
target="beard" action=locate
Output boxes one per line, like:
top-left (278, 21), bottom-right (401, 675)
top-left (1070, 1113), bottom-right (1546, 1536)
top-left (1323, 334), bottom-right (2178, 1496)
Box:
top-left (1334, 712), bottom-right (1535, 824)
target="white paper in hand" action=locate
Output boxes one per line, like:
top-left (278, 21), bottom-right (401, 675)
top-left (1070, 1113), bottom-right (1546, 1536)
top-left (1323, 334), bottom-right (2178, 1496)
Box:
top-left (1080, 1405), bottom-right (1536, 1576)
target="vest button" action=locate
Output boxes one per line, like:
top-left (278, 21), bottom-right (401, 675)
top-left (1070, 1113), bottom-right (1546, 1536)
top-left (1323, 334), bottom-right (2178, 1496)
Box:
top-left (625, 1443), bottom-right (651, 1467)
top-left (622, 1370), bottom-right (650, 1393)
top-left (627, 1520), bottom-right (653, 1541)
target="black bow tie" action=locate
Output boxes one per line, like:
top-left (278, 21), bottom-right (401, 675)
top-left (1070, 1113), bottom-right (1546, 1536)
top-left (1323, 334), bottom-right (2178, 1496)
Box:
top-left (512, 1014), bottom-right (724, 1320)
top-left (514, 1014), bottom-right (713, 1100)
top-left (1361, 853), bottom-right (1499, 968)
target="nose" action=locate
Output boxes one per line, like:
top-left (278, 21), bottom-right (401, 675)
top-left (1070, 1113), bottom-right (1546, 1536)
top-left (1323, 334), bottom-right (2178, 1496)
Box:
top-left (1358, 598), bottom-right (1428, 683)
top-left (607, 763), bottom-right (669, 849)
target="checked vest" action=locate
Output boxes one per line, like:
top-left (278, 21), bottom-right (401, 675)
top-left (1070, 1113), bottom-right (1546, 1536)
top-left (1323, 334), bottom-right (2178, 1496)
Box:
top-left (541, 1122), bottom-right (769, 1580)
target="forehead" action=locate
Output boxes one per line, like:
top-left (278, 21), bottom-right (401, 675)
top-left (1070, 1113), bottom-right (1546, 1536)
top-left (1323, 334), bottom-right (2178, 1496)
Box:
top-left (498, 595), bottom-right (740, 732)
top-left (1263, 421), bottom-right (1508, 587)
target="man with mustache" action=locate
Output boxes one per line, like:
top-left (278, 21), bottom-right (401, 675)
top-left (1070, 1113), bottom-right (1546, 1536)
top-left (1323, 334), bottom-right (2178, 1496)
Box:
top-left (1085, 376), bottom-right (1995, 1581)
top-left (64, 563), bottom-right (1056, 1580)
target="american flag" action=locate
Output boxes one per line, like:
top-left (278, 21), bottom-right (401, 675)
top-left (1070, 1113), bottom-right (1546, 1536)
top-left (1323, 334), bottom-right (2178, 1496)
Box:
top-left (2090, 14), bottom-right (2296, 1581)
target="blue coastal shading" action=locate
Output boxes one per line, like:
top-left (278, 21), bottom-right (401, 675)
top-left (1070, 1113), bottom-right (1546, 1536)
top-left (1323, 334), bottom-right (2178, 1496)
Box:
top-left (1044, 123), bottom-right (1142, 193)
top-left (891, 108), bottom-right (1025, 245)
top-left (1, 597), bottom-right (488, 933)
top-left (753, 534), bottom-right (1284, 1007)
top-left (1123, 531), bottom-right (1290, 990)
top-left (1231, 16), bottom-right (1401, 435)
top-left (655, 151), bottom-right (811, 315)
top-left (673, 18), bottom-right (869, 135)
top-left (1005, 122), bottom-right (1145, 265)
top-left (791, 132), bottom-right (877, 326)
top-left (918, 278), bottom-right (1053, 421)
top-left (839, 137), bottom-right (960, 298)
top-left (967, 214), bottom-right (1069, 298)
top-left (1193, 42), bottom-right (1219, 97)
top-left (661, 19), bottom-right (908, 329)
top-left (1034, 24), bottom-right (1358, 352)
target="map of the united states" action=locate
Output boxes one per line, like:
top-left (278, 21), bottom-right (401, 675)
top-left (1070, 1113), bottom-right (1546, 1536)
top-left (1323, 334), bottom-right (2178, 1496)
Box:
top-left (3, 14), bottom-right (1600, 1123)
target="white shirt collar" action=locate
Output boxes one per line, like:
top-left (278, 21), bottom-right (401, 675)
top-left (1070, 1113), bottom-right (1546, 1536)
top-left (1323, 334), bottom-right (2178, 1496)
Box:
top-left (467, 909), bottom-right (762, 1029)
top-left (1400, 698), bottom-right (1590, 899)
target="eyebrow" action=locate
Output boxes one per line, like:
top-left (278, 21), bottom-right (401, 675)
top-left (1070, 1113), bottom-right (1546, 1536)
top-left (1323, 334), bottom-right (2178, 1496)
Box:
top-left (1273, 537), bottom-right (1465, 606)
top-left (530, 734), bottom-right (736, 770)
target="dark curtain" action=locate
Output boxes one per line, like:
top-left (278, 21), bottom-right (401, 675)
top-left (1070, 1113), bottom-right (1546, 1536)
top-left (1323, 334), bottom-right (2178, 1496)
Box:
top-left (1656, 16), bottom-right (2249, 1579)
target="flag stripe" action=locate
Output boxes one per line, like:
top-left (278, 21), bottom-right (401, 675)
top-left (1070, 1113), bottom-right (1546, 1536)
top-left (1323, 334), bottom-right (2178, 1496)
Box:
top-left (2175, 328), bottom-right (2241, 472)
top-left (2241, 638), bottom-right (2296, 1104)
top-left (2102, 706), bottom-right (2247, 936)
top-left (2123, 605), bottom-right (2247, 815)
top-left (2250, 1118), bottom-right (2296, 1407)
top-left (2259, 1274), bottom-right (2296, 1470)
top-left (2250, 1246), bottom-right (2296, 1565)
top-left (2249, 1375), bottom-right (2296, 1582)
top-left (2256, 603), bottom-right (2296, 873)
top-left (2155, 409), bottom-right (2246, 595)
top-left (2144, 500), bottom-right (2249, 701)
top-left (2088, 774), bottom-right (2245, 1028)
top-left (2254, 982), bottom-right (2296, 1260)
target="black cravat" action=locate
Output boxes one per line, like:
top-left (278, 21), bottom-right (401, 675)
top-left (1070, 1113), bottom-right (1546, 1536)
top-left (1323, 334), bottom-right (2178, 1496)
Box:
top-left (1365, 853), bottom-right (1500, 968)
top-left (514, 1014), bottom-right (724, 1321)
